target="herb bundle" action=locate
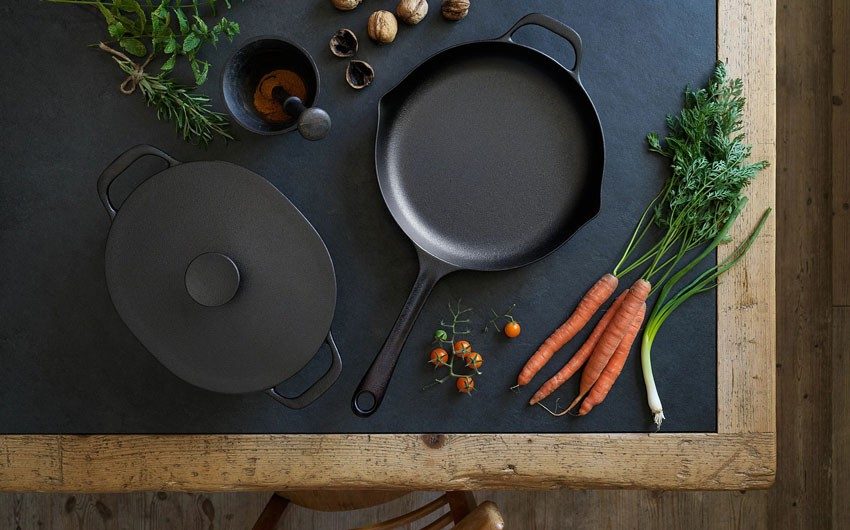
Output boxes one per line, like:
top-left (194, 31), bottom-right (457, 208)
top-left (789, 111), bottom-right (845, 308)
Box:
top-left (49, 0), bottom-right (242, 145)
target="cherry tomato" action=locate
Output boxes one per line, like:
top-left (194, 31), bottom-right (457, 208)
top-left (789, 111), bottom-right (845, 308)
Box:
top-left (453, 340), bottom-right (472, 356)
top-left (463, 351), bottom-right (483, 370)
top-left (504, 321), bottom-right (521, 338)
top-left (456, 375), bottom-right (475, 393)
top-left (429, 347), bottom-right (449, 366)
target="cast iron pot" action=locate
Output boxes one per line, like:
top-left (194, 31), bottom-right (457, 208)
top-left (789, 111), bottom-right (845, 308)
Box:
top-left (97, 144), bottom-right (341, 408)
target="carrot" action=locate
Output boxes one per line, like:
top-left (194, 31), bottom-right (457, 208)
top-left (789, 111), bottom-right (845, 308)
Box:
top-left (565, 278), bottom-right (651, 411)
top-left (516, 273), bottom-right (618, 387)
top-left (577, 301), bottom-right (646, 416)
top-left (528, 290), bottom-right (629, 405)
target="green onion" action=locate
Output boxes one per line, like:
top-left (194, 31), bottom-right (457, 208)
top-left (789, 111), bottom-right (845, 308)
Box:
top-left (641, 200), bottom-right (771, 427)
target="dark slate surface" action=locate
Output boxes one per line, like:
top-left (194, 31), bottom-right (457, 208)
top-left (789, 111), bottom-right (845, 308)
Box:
top-left (0, 0), bottom-right (717, 433)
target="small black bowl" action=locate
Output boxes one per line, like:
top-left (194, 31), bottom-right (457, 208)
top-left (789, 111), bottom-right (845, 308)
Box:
top-left (222, 37), bottom-right (322, 136)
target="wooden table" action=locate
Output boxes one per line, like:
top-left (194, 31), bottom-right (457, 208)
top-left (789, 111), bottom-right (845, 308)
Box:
top-left (0, 0), bottom-right (775, 492)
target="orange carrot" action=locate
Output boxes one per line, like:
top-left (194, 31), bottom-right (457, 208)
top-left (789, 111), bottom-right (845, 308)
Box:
top-left (577, 301), bottom-right (646, 416)
top-left (528, 290), bottom-right (629, 405)
top-left (516, 273), bottom-right (618, 387)
top-left (565, 278), bottom-right (651, 411)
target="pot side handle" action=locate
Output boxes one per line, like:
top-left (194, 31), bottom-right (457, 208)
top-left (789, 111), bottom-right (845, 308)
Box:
top-left (97, 144), bottom-right (180, 221)
top-left (498, 13), bottom-right (583, 78)
top-left (266, 331), bottom-right (343, 409)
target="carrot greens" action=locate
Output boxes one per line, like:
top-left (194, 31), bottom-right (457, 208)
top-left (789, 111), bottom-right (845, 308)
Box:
top-left (613, 62), bottom-right (768, 285)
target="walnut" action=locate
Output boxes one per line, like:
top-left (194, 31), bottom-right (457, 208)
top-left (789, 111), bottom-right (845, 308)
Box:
top-left (396, 0), bottom-right (428, 25)
top-left (330, 28), bottom-right (358, 57)
top-left (367, 10), bottom-right (398, 44)
top-left (441, 0), bottom-right (469, 21)
top-left (332, 0), bottom-right (361, 11)
top-left (346, 60), bottom-right (375, 89)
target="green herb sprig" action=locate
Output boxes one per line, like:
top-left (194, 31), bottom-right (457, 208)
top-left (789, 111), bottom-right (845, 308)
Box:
top-left (49, 0), bottom-right (241, 145)
top-left (612, 62), bottom-right (769, 285)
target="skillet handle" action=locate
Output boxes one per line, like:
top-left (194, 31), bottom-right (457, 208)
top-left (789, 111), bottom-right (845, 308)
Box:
top-left (498, 13), bottom-right (583, 77)
top-left (266, 331), bottom-right (343, 409)
top-left (352, 252), bottom-right (453, 417)
top-left (97, 144), bottom-right (180, 221)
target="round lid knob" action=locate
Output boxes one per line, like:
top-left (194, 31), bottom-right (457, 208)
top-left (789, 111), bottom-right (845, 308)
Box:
top-left (184, 252), bottom-right (240, 307)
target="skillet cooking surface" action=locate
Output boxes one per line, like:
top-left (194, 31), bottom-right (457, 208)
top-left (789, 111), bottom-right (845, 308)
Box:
top-left (377, 42), bottom-right (603, 269)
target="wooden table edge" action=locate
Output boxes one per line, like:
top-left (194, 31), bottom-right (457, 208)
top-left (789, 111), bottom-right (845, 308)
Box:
top-left (0, 432), bottom-right (775, 492)
top-left (0, 0), bottom-right (776, 492)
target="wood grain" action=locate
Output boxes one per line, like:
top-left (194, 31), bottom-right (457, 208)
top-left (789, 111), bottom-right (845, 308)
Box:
top-left (834, 308), bottom-right (850, 528)
top-left (0, 433), bottom-right (773, 492)
top-left (0, 492), bottom-right (269, 530)
top-left (833, 0), bottom-right (850, 306)
top-left (769, 0), bottom-right (834, 527)
top-left (833, 5), bottom-right (850, 529)
top-left (717, 0), bottom-right (777, 436)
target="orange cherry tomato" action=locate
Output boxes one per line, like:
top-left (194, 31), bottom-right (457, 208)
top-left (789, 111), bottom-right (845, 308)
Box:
top-left (429, 347), bottom-right (449, 366)
top-left (453, 340), bottom-right (472, 356)
top-left (504, 321), bottom-right (521, 338)
top-left (456, 376), bottom-right (475, 393)
top-left (463, 351), bottom-right (483, 370)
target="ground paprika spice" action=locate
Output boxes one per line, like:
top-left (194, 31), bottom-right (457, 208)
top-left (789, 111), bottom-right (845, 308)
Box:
top-left (252, 69), bottom-right (308, 123)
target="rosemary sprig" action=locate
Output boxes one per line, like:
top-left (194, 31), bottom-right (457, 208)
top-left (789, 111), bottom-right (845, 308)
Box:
top-left (115, 55), bottom-right (233, 144)
top-left (49, 0), bottom-right (241, 145)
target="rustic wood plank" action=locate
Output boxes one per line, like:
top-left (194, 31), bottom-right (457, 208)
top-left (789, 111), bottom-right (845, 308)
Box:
top-left (0, 490), bottom-right (781, 530)
top-left (0, 433), bottom-right (775, 492)
top-left (0, 437), bottom-right (62, 489)
top-left (716, 0), bottom-right (777, 435)
top-left (0, 492), bottom-right (270, 530)
top-left (834, 308), bottom-right (850, 528)
top-left (768, 0), bottom-right (834, 527)
top-left (831, 3), bottom-right (849, 526)
top-left (834, 0), bottom-right (850, 306)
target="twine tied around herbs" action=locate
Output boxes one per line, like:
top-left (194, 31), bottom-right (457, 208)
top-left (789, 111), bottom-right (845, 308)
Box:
top-left (98, 42), bottom-right (153, 95)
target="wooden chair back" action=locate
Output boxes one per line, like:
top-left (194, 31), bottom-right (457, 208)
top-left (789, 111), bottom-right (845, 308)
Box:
top-left (251, 490), bottom-right (504, 530)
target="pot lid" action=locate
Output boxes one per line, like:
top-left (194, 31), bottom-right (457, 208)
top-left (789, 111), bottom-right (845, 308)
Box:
top-left (104, 161), bottom-right (336, 394)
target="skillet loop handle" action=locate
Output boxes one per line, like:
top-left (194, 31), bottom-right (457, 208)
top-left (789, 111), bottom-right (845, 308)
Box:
top-left (97, 144), bottom-right (179, 221)
top-left (266, 331), bottom-right (343, 409)
top-left (499, 13), bottom-right (583, 77)
top-left (352, 253), bottom-right (452, 417)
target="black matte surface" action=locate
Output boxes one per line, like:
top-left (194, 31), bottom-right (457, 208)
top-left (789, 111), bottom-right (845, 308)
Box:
top-left (0, 0), bottom-right (717, 433)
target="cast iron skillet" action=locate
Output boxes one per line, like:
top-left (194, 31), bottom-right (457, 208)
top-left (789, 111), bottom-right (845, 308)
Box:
top-left (352, 14), bottom-right (605, 417)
